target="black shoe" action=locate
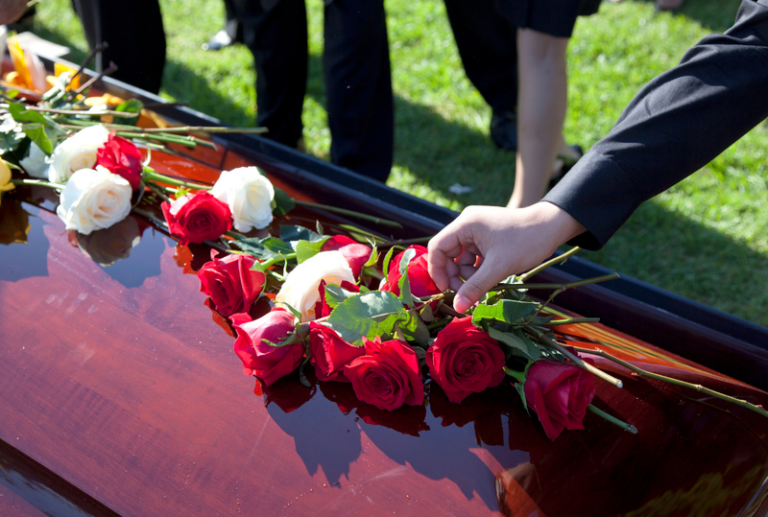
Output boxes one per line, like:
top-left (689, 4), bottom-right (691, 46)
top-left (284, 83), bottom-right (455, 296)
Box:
top-left (202, 30), bottom-right (235, 51)
top-left (490, 110), bottom-right (518, 152)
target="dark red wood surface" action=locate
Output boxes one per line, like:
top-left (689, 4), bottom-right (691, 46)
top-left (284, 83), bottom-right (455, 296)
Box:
top-left (2, 148), bottom-right (768, 516)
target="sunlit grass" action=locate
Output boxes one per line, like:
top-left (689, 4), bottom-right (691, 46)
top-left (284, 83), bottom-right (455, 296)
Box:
top-left (33, 0), bottom-right (768, 325)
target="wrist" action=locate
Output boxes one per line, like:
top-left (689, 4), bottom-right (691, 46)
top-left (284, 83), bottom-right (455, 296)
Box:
top-left (531, 201), bottom-right (586, 246)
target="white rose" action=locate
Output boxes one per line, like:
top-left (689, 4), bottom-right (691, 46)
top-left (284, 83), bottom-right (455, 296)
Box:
top-left (56, 166), bottom-right (132, 235)
top-left (211, 166), bottom-right (274, 232)
top-left (20, 142), bottom-right (50, 179)
top-left (275, 250), bottom-right (355, 322)
top-left (48, 124), bottom-right (110, 183)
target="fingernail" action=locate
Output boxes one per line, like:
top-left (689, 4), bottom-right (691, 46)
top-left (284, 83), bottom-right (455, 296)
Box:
top-left (454, 294), bottom-right (470, 313)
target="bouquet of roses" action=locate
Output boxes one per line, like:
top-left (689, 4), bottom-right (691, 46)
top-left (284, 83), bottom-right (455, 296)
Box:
top-left (198, 228), bottom-right (768, 441)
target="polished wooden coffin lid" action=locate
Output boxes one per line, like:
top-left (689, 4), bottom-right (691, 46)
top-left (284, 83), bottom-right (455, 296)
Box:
top-left (2, 143), bottom-right (768, 517)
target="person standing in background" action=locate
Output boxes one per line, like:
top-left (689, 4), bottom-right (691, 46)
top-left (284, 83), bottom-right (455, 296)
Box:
top-left (71, 0), bottom-right (166, 94)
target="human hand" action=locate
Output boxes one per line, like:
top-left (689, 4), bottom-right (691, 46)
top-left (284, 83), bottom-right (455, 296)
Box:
top-left (0, 0), bottom-right (28, 24)
top-left (427, 202), bottom-right (585, 313)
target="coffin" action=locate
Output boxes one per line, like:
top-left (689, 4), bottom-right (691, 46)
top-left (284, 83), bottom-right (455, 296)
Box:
top-left (1, 64), bottom-right (768, 517)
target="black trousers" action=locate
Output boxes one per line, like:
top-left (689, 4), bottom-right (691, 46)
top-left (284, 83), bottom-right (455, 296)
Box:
top-left (231, 0), bottom-right (394, 182)
top-left (443, 0), bottom-right (518, 115)
top-left (72, 0), bottom-right (166, 94)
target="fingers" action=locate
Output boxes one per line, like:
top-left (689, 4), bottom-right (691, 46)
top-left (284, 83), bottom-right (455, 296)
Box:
top-left (427, 222), bottom-right (466, 292)
top-left (454, 258), bottom-right (505, 313)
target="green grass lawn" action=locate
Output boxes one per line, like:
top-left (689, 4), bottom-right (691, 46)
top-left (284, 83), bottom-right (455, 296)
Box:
top-left (33, 0), bottom-right (768, 326)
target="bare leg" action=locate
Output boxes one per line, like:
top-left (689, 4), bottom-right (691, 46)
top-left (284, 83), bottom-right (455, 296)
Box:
top-left (507, 29), bottom-right (569, 208)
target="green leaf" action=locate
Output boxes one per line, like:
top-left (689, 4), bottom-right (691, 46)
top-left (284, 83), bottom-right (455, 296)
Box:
top-left (514, 382), bottom-right (529, 415)
top-left (233, 236), bottom-right (291, 260)
top-left (280, 225), bottom-right (326, 244)
top-left (382, 246), bottom-right (397, 277)
top-left (398, 247), bottom-right (417, 276)
top-left (21, 123), bottom-right (53, 155)
top-left (471, 300), bottom-right (539, 327)
top-left (488, 327), bottom-right (532, 360)
top-left (272, 186), bottom-right (295, 216)
top-left (8, 103), bottom-right (46, 124)
top-left (295, 239), bottom-right (324, 263)
top-left (363, 243), bottom-right (379, 268)
top-left (528, 315), bottom-right (555, 326)
top-left (115, 99), bottom-right (143, 120)
top-left (324, 283), bottom-right (361, 309)
top-left (324, 291), bottom-right (406, 345)
top-left (275, 301), bottom-right (302, 321)
top-left (6, 89), bottom-right (18, 99)
top-left (0, 121), bottom-right (27, 156)
top-left (315, 220), bottom-right (324, 235)
top-left (512, 329), bottom-right (544, 360)
top-left (397, 269), bottom-right (414, 307)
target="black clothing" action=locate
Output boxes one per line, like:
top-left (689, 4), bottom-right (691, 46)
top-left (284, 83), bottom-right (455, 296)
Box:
top-left (72, 0), bottom-right (166, 94)
top-left (495, 0), bottom-right (585, 38)
top-left (230, 0), bottom-right (393, 182)
top-left (543, 0), bottom-right (768, 250)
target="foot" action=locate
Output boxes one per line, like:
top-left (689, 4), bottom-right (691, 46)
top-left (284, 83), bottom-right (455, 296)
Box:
top-left (655, 0), bottom-right (684, 11)
top-left (202, 30), bottom-right (235, 51)
top-left (490, 110), bottom-right (518, 152)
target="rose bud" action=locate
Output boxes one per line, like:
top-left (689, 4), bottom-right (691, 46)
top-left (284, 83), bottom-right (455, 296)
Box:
top-left (343, 337), bottom-right (424, 411)
top-left (95, 131), bottom-right (144, 190)
top-left (308, 322), bottom-right (365, 382)
top-left (198, 250), bottom-right (266, 318)
top-left (382, 245), bottom-right (440, 299)
top-left (313, 280), bottom-right (360, 319)
top-left (321, 235), bottom-right (372, 279)
top-left (427, 317), bottom-right (506, 404)
top-left (523, 359), bottom-right (596, 441)
top-left (233, 309), bottom-right (304, 387)
top-left (161, 190), bottom-right (233, 246)
top-left (211, 166), bottom-right (275, 232)
top-left (47, 124), bottom-right (110, 183)
top-left (56, 166), bottom-right (132, 235)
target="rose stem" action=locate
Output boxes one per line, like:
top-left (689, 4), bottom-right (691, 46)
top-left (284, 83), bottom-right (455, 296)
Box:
top-left (545, 317), bottom-right (600, 326)
top-left (111, 126), bottom-right (268, 134)
top-left (427, 320), bottom-right (450, 331)
top-left (145, 182), bottom-right (172, 203)
top-left (67, 42), bottom-right (108, 89)
top-left (572, 346), bottom-right (768, 419)
top-left (0, 105), bottom-right (139, 119)
top-left (384, 235), bottom-right (433, 247)
top-left (293, 200), bottom-right (402, 229)
top-left (492, 273), bottom-right (620, 292)
top-left (72, 62), bottom-right (119, 96)
top-left (131, 207), bottom-right (229, 253)
top-left (528, 327), bottom-right (623, 388)
top-left (142, 169), bottom-right (211, 191)
top-left (587, 405), bottom-right (638, 434)
top-left (117, 132), bottom-right (201, 149)
top-left (337, 224), bottom-right (392, 245)
top-left (438, 304), bottom-right (464, 318)
top-left (520, 246), bottom-right (581, 282)
top-left (10, 178), bottom-right (63, 190)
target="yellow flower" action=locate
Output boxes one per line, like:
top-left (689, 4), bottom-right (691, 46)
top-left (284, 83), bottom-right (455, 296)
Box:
top-left (0, 158), bottom-right (15, 208)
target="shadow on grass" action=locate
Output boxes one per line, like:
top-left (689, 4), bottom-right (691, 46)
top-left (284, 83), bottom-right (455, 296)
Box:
top-left (635, 0), bottom-right (743, 32)
top-left (304, 54), bottom-right (515, 208)
top-left (590, 197), bottom-right (768, 326)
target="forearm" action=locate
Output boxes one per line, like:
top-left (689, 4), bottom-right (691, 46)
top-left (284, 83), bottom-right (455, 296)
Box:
top-left (544, 0), bottom-right (768, 250)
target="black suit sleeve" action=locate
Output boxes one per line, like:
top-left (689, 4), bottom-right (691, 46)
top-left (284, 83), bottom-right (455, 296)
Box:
top-left (543, 0), bottom-right (768, 250)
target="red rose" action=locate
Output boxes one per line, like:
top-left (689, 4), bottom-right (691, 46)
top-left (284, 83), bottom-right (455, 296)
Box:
top-left (198, 250), bottom-right (266, 317)
top-left (95, 131), bottom-right (144, 190)
top-left (233, 309), bottom-right (304, 387)
top-left (523, 359), bottom-right (596, 441)
top-left (321, 235), bottom-right (371, 278)
top-left (161, 190), bottom-right (232, 246)
top-left (383, 245), bottom-right (440, 298)
top-left (343, 337), bottom-right (424, 411)
top-left (313, 279), bottom-right (360, 319)
top-left (308, 322), bottom-right (365, 382)
top-left (427, 317), bottom-right (506, 404)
